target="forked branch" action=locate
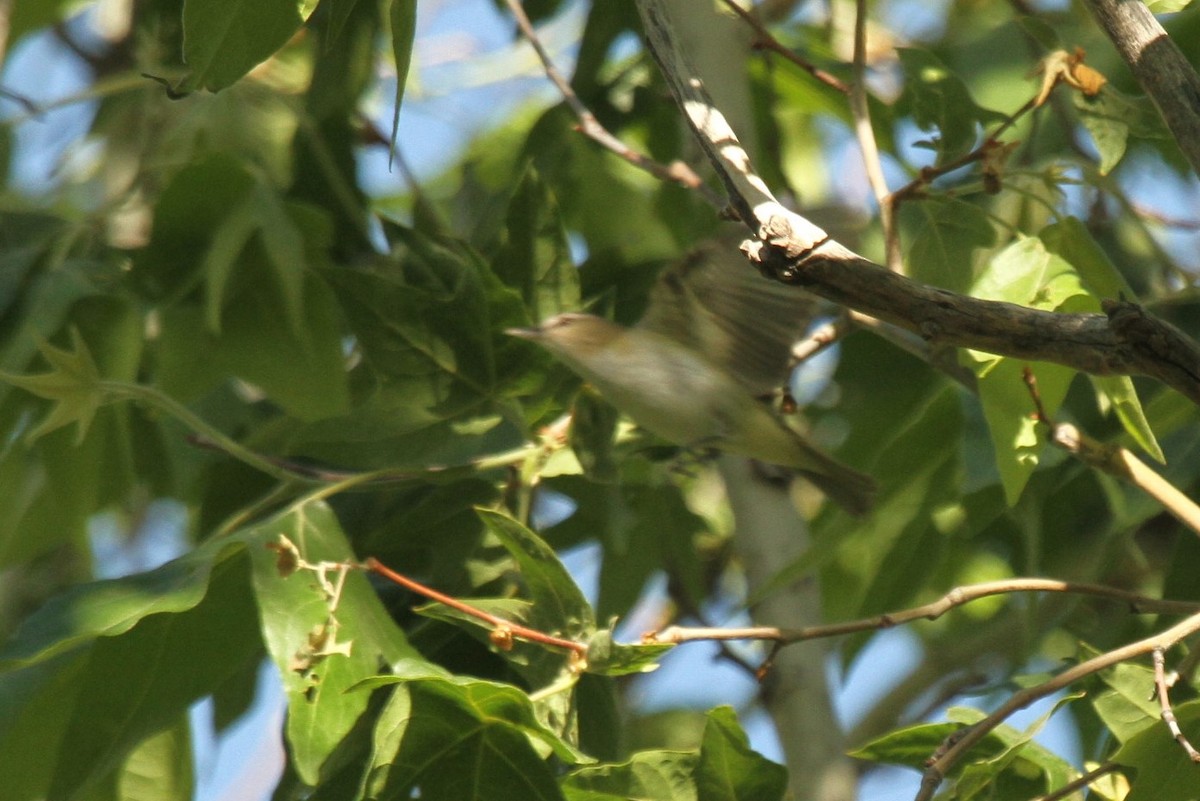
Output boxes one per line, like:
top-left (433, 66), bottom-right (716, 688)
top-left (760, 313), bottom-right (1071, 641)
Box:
top-left (634, 0), bottom-right (1200, 405)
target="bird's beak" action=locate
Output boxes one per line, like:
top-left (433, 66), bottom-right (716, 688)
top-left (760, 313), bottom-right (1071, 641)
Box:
top-left (504, 326), bottom-right (542, 340)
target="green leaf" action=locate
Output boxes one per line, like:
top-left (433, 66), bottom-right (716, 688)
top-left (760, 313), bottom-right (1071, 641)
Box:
top-left (477, 508), bottom-right (595, 638)
top-left (1112, 700), bottom-right (1200, 801)
top-left (1091, 655), bottom-right (1160, 744)
top-left (358, 668), bottom-right (583, 800)
top-left (1073, 88), bottom-right (1166, 175)
top-left (183, 0), bottom-right (320, 91)
top-left (325, 0), bottom-right (368, 43)
top-left (850, 721), bottom-right (964, 769)
top-left (562, 750), bottom-right (699, 801)
top-left (902, 197), bottom-right (996, 292)
top-left (567, 390), bottom-right (621, 482)
top-left (695, 707), bottom-right (787, 801)
top-left (9, 0), bottom-right (75, 42)
top-left (200, 184), bottom-right (313, 339)
top-left (971, 237), bottom-right (1086, 310)
top-left (0, 406), bottom-right (149, 567)
top-left (322, 230), bottom-right (504, 406)
top-left (116, 718), bottom-right (195, 801)
top-left (965, 355), bottom-right (1072, 505)
top-left (0, 329), bottom-right (104, 444)
top-left (1039, 217), bottom-right (1136, 301)
top-left (949, 699), bottom-right (1081, 800)
top-left (964, 238), bottom-right (1084, 504)
top-left (784, 387), bottom-right (962, 624)
top-left (246, 502), bottom-right (414, 785)
top-left (583, 629), bottom-right (672, 677)
top-left (201, 194), bottom-right (260, 333)
top-left (544, 475), bottom-right (709, 622)
top-left (0, 536), bottom-right (244, 671)
top-left (1037, 219), bottom-right (1163, 462)
top-left (1092, 375), bottom-right (1166, 463)
top-left (491, 165), bottom-right (581, 322)
top-left (133, 153), bottom-right (254, 290)
top-left (386, 0), bottom-right (418, 157)
top-left (562, 707), bottom-right (783, 800)
top-left (157, 272), bottom-right (351, 422)
top-left (0, 551), bottom-right (261, 801)
top-left (896, 48), bottom-right (1002, 163)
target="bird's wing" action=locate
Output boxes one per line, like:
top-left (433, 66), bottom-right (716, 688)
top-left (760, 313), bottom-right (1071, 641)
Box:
top-left (638, 241), bottom-right (816, 395)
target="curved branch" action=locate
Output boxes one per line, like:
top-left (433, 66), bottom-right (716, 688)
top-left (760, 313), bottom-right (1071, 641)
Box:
top-left (634, 0), bottom-right (1200, 405)
top-left (917, 610), bottom-right (1200, 800)
top-left (647, 577), bottom-right (1200, 647)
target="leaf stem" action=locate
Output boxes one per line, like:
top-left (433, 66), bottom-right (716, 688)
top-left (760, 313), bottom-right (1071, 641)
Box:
top-left (101, 380), bottom-right (308, 484)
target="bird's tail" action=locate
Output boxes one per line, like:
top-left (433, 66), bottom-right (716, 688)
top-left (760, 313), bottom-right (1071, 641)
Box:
top-left (796, 461), bottom-right (877, 517)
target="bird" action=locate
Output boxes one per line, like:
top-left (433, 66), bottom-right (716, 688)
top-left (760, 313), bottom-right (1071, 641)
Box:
top-left (507, 243), bottom-right (875, 515)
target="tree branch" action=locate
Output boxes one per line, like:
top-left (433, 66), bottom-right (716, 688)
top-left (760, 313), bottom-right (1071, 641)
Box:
top-left (502, 0), bottom-right (722, 206)
top-left (647, 577), bottom-right (1200, 647)
top-left (917, 611), bottom-right (1200, 800)
top-left (1023, 367), bottom-right (1200, 536)
top-left (1154, 647), bottom-right (1200, 762)
top-left (1083, 0), bottom-right (1200, 176)
top-left (717, 0), bottom-right (849, 94)
top-left (634, 0), bottom-right (1200, 405)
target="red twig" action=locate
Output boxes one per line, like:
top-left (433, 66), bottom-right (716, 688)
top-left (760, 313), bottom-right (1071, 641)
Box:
top-left (364, 557), bottom-right (587, 655)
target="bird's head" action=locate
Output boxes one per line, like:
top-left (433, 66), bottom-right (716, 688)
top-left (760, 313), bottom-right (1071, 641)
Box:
top-left (505, 313), bottom-right (624, 358)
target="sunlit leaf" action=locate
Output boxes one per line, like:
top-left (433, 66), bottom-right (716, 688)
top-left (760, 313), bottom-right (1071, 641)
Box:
top-left (1112, 701), bottom-right (1200, 801)
top-left (0, 329), bottom-right (104, 444)
top-left (183, 0), bottom-right (320, 91)
top-left (245, 503), bottom-right (414, 785)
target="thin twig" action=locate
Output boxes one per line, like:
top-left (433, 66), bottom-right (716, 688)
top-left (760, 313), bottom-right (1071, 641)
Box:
top-left (636, 0), bottom-right (1200, 404)
top-left (848, 0), bottom-right (897, 271)
top-left (1032, 762), bottom-right (1120, 801)
top-left (1084, 0), bottom-right (1200, 176)
top-left (0, 86), bottom-right (37, 115)
top-left (502, 0), bottom-right (722, 207)
top-left (1153, 647), bottom-right (1200, 762)
top-left (365, 557), bottom-right (587, 655)
top-left (718, 0), bottom-right (849, 94)
top-left (1023, 367), bottom-right (1200, 537)
top-left (916, 611), bottom-right (1200, 800)
top-left (646, 577), bottom-right (1200, 646)
top-left (790, 314), bottom-right (852, 365)
top-left (1163, 643), bottom-right (1200, 691)
top-left (885, 94), bottom-right (1038, 210)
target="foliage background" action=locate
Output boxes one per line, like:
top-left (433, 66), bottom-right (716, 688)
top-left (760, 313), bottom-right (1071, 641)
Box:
top-left (1, 1), bottom-right (1200, 800)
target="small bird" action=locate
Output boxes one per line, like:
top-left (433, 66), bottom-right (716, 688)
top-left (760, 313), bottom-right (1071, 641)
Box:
top-left (507, 243), bottom-right (875, 515)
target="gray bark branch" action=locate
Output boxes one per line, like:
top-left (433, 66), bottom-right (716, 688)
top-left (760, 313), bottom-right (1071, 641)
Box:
top-left (635, 0), bottom-right (1200, 405)
top-left (1084, 0), bottom-right (1200, 176)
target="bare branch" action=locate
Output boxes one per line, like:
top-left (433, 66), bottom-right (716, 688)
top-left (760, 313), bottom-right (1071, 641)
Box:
top-left (635, 0), bottom-right (1200, 404)
top-left (1032, 762), bottom-right (1120, 801)
top-left (646, 577), bottom-right (1200, 647)
top-left (848, 0), bottom-right (897, 270)
top-left (1024, 367), bottom-right (1200, 536)
top-left (1084, 0), bottom-right (1200, 176)
top-left (502, 0), bottom-right (722, 207)
top-left (1154, 647), bottom-right (1200, 762)
top-left (718, 0), bottom-right (849, 94)
top-left (790, 315), bottom-right (851, 365)
top-left (917, 611), bottom-right (1200, 800)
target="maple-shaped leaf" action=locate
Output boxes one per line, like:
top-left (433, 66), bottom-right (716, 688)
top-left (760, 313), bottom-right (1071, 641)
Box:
top-left (0, 329), bottom-right (105, 444)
